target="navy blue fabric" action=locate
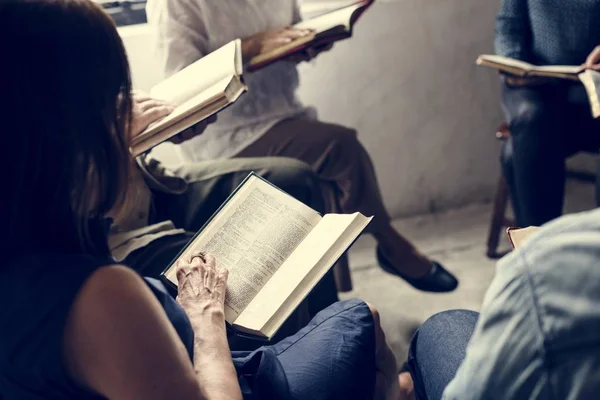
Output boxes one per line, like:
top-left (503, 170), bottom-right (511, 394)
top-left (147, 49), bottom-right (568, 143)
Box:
top-left (495, 0), bottom-right (600, 65)
top-left (408, 310), bottom-right (479, 400)
top-left (0, 254), bottom-right (110, 399)
top-left (0, 255), bottom-right (376, 399)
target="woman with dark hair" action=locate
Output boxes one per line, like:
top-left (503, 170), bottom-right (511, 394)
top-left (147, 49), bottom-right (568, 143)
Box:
top-left (0, 1), bottom-right (403, 398)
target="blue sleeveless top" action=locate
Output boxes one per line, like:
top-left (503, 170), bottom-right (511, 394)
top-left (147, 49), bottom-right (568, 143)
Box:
top-left (0, 254), bottom-right (196, 398)
top-left (0, 253), bottom-right (375, 399)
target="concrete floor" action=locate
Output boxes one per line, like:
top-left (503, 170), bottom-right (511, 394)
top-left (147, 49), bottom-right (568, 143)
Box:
top-left (341, 179), bottom-right (597, 364)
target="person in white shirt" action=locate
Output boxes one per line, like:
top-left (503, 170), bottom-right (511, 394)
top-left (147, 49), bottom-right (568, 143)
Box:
top-left (146, 0), bottom-right (458, 292)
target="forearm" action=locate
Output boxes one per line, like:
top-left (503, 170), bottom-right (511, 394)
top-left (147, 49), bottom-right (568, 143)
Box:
top-left (191, 318), bottom-right (242, 400)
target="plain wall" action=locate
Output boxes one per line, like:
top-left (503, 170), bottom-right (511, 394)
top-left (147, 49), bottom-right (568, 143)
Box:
top-left (119, 0), bottom-right (504, 218)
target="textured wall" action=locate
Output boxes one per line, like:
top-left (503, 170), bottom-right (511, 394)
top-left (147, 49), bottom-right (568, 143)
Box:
top-left (119, 0), bottom-right (504, 218)
top-left (295, 0), bottom-right (504, 217)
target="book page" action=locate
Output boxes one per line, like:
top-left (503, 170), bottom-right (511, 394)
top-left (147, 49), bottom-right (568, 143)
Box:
top-left (476, 55), bottom-right (535, 72)
top-left (150, 40), bottom-right (240, 106)
top-left (579, 69), bottom-right (600, 118)
top-left (294, 1), bottom-right (364, 33)
top-left (507, 226), bottom-right (539, 249)
top-left (164, 175), bottom-right (322, 323)
top-left (234, 213), bottom-right (372, 337)
top-left (136, 77), bottom-right (231, 142)
top-left (533, 65), bottom-right (582, 75)
top-left (477, 55), bottom-right (582, 76)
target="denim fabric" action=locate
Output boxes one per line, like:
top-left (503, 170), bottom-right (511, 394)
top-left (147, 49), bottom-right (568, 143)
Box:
top-left (148, 279), bottom-right (376, 400)
top-left (408, 310), bottom-right (479, 400)
top-left (435, 209), bottom-right (600, 399)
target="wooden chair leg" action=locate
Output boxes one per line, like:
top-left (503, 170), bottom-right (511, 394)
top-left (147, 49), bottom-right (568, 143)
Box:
top-left (333, 255), bottom-right (353, 292)
top-left (487, 173), bottom-right (510, 259)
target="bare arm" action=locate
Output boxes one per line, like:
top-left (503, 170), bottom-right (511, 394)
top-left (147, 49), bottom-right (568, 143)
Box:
top-left (176, 253), bottom-right (242, 400)
top-left (63, 265), bottom-right (241, 399)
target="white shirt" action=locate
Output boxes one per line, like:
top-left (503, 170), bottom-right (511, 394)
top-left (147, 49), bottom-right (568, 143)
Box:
top-left (146, 0), bottom-right (314, 161)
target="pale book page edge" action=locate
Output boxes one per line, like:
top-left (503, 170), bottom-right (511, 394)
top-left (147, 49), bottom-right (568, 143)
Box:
top-left (579, 70), bottom-right (600, 118)
top-left (131, 76), bottom-right (232, 149)
top-left (130, 78), bottom-right (247, 156)
top-left (294, 2), bottom-right (362, 32)
top-left (130, 97), bottom-right (226, 157)
top-left (150, 39), bottom-right (241, 105)
top-left (248, 34), bottom-right (316, 67)
top-left (533, 65), bottom-right (582, 75)
top-left (507, 226), bottom-right (539, 249)
top-left (260, 214), bottom-right (372, 339)
top-left (248, 2), bottom-right (365, 68)
top-left (233, 213), bottom-right (371, 338)
top-left (476, 55), bottom-right (582, 78)
top-left (476, 55), bottom-right (535, 72)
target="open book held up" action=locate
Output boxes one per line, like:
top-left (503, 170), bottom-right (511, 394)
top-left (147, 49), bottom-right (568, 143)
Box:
top-left (161, 173), bottom-right (372, 339)
top-left (476, 54), bottom-right (600, 118)
top-left (129, 40), bottom-right (247, 156)
top-left (247, 0), bottom-right (374, 71)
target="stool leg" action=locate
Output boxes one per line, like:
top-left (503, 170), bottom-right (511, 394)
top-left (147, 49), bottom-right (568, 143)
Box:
top-left (487, 174), bottom-right (510, 258)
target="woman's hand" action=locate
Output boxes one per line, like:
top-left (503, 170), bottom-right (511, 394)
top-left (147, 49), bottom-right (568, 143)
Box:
top-left (241, 27), bottom-right (313, 63)
top-left (584, 45), bottom-right (600, 71)
top-left (176, 252), bottom-right (229, 330)
top-left (176, 253), bottom-right (241, 400)
top-left (130, 92), bottom-right (174, 139)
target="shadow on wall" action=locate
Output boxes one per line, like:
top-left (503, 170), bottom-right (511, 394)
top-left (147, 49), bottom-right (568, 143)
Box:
top-left (119, 0), bottom-right (504, 218)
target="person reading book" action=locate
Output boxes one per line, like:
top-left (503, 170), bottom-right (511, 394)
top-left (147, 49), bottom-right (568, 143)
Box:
top-left (495, 0), bottom-right (600, 227)
top-left (395, 208), bottom-right (600, 399)
top-left (146, 0), bottom-right (458, 293)
top-left (0, 1), bottom-right (404, 398)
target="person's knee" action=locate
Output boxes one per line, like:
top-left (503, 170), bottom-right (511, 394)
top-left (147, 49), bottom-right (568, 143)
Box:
top-left (500, 137), bottom-right (514, 173)
top-left (261, 157), bottom-right (317, 204)
top-left (418, 310), bottom-right (478, 344)
top-left (508, 99), bottom-right (550, 137)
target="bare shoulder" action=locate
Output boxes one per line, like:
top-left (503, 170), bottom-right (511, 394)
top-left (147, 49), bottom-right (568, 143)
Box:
top-left (63, 265), bottom-right (200, 399)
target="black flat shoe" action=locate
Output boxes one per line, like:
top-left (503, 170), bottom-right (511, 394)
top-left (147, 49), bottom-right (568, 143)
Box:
top-left (376, 246), bottom-right (458, 293)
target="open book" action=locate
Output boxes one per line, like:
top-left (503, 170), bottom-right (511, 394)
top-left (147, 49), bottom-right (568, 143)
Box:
top-left (476, 55), bottom-right (582, 80)
top-left (247, 0), bottom-right (374, 71)
top-left (506, 226), bottom-right (539, 249)
top-left (161, 173), bottom-right (372, 339)
top-left (476, 55), bottom-right (600, 118)
top-left (130, 40), bottom-right (247, 156)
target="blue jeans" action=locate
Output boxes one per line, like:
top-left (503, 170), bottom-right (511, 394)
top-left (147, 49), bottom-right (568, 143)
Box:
top-left (407, 310), bottom-right (479, 400)
top-left (501, 82), bottom-right (600, 227)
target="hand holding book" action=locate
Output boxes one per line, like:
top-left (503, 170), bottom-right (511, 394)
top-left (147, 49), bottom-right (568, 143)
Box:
top-left (583, 45), bottom-right (600, 72)
top-left (161, 174), bottom-right (372, 339)
top-left (241, 27), bottom-right (314, 64)
top-left (129, 92), bottom-right (216, 147)
top-left (175, 252), bottom-right (229, 331)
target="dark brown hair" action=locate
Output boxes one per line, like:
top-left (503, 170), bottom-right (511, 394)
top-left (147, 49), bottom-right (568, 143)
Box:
top-left (0, 0), bottom-right (133, 257)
